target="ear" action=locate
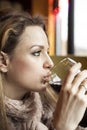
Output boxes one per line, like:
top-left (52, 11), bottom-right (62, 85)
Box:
top-left (0, 51), bottom-right (9, 73)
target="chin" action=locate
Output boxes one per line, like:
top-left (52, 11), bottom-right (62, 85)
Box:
top-left (35, 83), bottom-right (49, 92)
top-left (41, 84), bottom-right (49, 91)
top-left (42, 87), bottom-right (47, 91)
top-left (39, 87), bottom-right (46, 92)
top-left (36, 86), bottom-right (46, 92)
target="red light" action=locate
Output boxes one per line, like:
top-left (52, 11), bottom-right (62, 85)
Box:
top-left (53, 7), bottom-right (59, 14)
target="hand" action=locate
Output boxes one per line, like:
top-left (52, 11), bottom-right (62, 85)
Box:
top-left (53, 63), bottom-right (87, 130)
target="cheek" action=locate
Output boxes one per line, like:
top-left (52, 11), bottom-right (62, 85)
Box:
top-left (13, 59), bottom-right (33, 75)
top-left (8, 57), bottom-right (44, 91)
top-left (17, 61), bottom-right (29, 71)
top-left (10, 58), bottom-right (40, 81)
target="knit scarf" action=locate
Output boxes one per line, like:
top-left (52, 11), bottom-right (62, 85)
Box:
top-left (4, 92), bottom-right (48, 130)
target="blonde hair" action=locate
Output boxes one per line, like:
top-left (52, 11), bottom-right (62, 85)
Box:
top-left (0, 74), bottom-right (9, 130)
top-left (0, 8), bottom-right (47, 130)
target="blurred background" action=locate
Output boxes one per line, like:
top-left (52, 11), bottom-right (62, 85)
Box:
top-left (0, 0), bottom-right (87, 56)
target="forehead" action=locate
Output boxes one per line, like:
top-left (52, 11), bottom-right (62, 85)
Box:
top-left (12, 26), bottom-right (49, 54)
top-left (19, 26), bottom-right (48, 47)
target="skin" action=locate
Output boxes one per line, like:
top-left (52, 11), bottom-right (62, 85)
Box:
top-left (1, 26), bottom-right (54, 99)
top-left (53, 63), bottom-right (87, 130)
top-left (1, 25), bottom-right (87, 130)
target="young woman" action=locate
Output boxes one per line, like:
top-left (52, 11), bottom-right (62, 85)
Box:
top-left (0, 8), bottom-right (87, 130)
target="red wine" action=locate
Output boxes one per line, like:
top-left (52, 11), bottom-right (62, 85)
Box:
top-left (50, 81), bottom-right (61, 93)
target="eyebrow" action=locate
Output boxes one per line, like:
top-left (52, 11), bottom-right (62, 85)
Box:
top-left (30, 45), bottom-right (49, 50)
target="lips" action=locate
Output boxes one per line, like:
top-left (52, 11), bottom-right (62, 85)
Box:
top-left (43, 73), bottom-right (51, 82)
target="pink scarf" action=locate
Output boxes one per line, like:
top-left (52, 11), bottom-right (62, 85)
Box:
top-left (5, 92), bottom-right (86, 130)
top-left (5, 92), bottom-right (48, 130)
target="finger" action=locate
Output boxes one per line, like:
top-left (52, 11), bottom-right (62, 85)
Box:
top-left (83, 95), bottom-right (87, 107)
top-left (78, 84), bottom-right (87, 95)
top-left (62, 63), bottom-right (81, 89)
top-left (78, 79), bottom-right (87, 95)
top-left (72, 70), bottom-right (87, 92)
top-left (85, 95), bottom-right (87, 107)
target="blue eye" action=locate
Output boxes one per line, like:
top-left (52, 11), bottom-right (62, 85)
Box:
top-left (32, 50), bottom-right (41, 56)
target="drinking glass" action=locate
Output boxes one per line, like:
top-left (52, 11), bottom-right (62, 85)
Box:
top-left (49, 57), bottom-right (77, 93)
top-left (49, 57), bottom-right (87, 127)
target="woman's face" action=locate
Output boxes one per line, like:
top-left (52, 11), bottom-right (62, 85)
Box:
top-left (6, 26), bottom-right (54, 93)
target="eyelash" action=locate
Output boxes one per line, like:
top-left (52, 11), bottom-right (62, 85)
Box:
top-left (47, 51), bottom-right (49, 54)
top-left (32, 50), bottom-right (41, 56)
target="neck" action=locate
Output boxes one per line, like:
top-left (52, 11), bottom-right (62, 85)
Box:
top-left (3, 79), bottom-right (29, 100)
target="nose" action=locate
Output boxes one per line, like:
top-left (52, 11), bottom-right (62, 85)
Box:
top-left (43, 54), bottom-right (54, 69)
